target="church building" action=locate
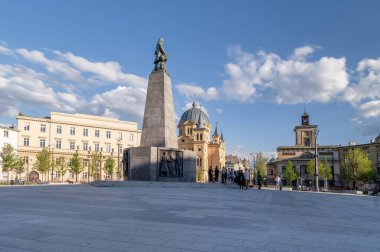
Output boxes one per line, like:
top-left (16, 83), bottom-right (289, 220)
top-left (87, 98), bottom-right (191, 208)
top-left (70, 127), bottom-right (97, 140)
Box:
top-left (177, 103), bottom-right (226, 182)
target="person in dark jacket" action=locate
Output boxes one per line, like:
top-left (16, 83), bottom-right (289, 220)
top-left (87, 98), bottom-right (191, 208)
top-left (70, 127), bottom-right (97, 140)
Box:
top-left (214, 166), bottom-right (220, 183)
top-left (238, 170), bottom-right (245, 189)
top-left (257, 171), bottom-right (263, 190)
top-left (208, 167), bottom-right (213, 183)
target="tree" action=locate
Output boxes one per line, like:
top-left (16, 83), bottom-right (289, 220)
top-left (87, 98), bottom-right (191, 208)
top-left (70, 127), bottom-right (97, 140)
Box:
top-left (0, 144), bottom-right (17, 183)
top-left (89, 152), bottom-right (101, 182)
top-left (104, 157), bottom-right (115, 180)
top-left (340, 148), bottom-right (374, 189)
top-left (255, 152), bottom-right (267, 181)
top-left (68, 153), bottom-right (83, 183)
top-left (33, 148), bottom-right (51, 182)
top-left (284, 161), bottom-right (297, 186)
top-left (306, 159), bottom-right (332, 189)
top-left (13, 157), bottom-right (25, 181)
top-left (55, 156), bottom-right (68, 182)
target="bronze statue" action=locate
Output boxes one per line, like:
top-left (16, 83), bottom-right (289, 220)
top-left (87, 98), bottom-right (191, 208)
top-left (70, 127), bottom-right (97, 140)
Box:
top-left (153, 38), bottom-right (168, 72)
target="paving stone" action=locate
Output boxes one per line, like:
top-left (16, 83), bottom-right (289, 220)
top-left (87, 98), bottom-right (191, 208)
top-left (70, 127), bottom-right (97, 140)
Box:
top-left (0, 184), bottom-right (380, 251)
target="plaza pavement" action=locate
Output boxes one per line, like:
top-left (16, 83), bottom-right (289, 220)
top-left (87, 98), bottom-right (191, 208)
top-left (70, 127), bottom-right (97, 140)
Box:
top-left (0, 183), bottom-right (379, 252)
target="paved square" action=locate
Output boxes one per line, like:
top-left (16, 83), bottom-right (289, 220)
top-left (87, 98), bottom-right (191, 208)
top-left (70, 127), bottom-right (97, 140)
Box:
top-left (0, 184), bottom-right (380, 251)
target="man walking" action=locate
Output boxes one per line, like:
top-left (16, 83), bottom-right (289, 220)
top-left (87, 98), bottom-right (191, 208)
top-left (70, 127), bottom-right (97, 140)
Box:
top-left (244, 169), bottom-right (250, 190)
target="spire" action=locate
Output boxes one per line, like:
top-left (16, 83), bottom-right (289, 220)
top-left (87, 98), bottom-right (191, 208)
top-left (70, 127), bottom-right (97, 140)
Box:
top-left (212, 122), bottom-right (219, 137)
top-left (220, 132), bottom-right (224, 142)
top-left (192, 101), bottom-right (196, 108)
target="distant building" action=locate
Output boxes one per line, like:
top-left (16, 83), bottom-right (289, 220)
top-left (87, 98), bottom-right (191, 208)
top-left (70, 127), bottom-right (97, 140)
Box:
top-left (225, 155), bottom-right (250, 171)
top-left (338, 134), bottom-right (380, 183)
top-left (272, 111), bottom-right (340, 186)
top-left (17, 112), bottom-right (141, 182)
top-left (177, 103), bottom-right (225, 182)
top-left (0, 125), bottom-right (18, 181)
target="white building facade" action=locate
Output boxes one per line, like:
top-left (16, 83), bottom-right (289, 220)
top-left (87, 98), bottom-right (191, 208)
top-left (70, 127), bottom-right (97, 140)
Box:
top-left (17, 112), bottom-right (141, 183)
top-left (0, 125), bottom-right (18, 181)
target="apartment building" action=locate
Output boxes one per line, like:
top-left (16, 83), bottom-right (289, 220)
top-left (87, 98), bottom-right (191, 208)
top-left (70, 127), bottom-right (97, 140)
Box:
top-left (17, 112), bottom-right (141, 182)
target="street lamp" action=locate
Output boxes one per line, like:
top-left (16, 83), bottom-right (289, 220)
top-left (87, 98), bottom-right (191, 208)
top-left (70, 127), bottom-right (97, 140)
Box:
top-left (249, 152), bottom-right (256, 184)
top-left (313, 129), bottom-right (319, 192)
top-left (116, 137), bottom-right (122, 181)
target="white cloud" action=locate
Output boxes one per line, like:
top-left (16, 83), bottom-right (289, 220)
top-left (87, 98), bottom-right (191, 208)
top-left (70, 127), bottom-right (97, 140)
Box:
top-left (359, 100), bottom-right (380, 118)
top-left (291, 46), bottom-right (315, 60)
top-left (90, 86), bottom-right (146, 119)
top-left (223, 45), bottom-right (349, 104)
top-left (176, 83), bottom-right (219, 101)
top-left (216, 108), bottom-right (223, 114)
top-left (0, 43), bottom-right (148, 122)
top-left (54, 51), bottom-right (146, 87)
top-left (344, 57), bottom-right (380, 105)
top-left (16, 48), bottom-right (83, 82)
top-left (0, 45), bottom-right (12, 55)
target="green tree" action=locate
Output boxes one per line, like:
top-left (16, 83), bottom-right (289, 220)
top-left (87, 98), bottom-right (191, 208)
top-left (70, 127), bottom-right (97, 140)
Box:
top-left (68, 153), bottom-right (83, 183)
top-left (104, 157), bottom-right (115, 180)
top-left (33, 148), bottom-right (51, 182)
top-left (14, 156), bottom-right (25, 181)
top-left (0, 144), bottom-right (18, 183)
top-left (89, 152), bottom-right (101, 182)
top-left (55, 156), bottom-right (68, 182)
top-left (254, 152), bottom-right (267, 180)
top-left (307, 159), bottom-right (332, 189)
top-left (284, 161), bottom-right (297, 186)
top-left (340, 148), bottom-right (374, 189)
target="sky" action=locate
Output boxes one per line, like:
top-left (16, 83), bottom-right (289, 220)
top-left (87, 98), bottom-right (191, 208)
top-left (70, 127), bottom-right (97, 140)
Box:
top-left (1, 0), bottom-right (380, 159)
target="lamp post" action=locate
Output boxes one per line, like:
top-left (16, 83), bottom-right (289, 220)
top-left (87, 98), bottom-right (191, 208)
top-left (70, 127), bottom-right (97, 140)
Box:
top-left (313, 129), bottom-right (319, 192)
top-left (116, 137), bottom-right (122, 181)
top-left (250, 152), bottom-right (256, 184)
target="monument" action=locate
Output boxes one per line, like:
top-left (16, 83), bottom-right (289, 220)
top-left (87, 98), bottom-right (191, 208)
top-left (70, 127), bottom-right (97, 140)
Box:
top-left (122, 38), bottom-right (196, 182)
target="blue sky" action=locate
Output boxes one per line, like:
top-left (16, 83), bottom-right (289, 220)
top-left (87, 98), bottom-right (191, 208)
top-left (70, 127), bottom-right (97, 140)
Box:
top-left (1, 0), bottom-right (380, 158)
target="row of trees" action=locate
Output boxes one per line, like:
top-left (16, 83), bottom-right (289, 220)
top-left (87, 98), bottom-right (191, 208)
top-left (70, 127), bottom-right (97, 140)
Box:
top-left (1, 144), bottom-right (117, 183)
top-left (282, 148), bottom-right (376, 190)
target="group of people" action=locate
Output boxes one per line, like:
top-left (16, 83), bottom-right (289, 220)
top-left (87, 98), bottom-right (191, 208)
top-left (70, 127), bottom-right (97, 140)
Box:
top-left (208, 167), bottom-right (266, 190)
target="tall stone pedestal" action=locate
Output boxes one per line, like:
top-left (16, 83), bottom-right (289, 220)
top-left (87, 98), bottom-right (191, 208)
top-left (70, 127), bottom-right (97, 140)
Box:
top-left (123, 70), bottom-right (196, 182)
top-left (140, 71), bottom-right (178, 149)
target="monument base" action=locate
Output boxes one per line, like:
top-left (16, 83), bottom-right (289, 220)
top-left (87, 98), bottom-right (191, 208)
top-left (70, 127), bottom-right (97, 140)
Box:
top-left (123, 147), bottom-right (196, 182)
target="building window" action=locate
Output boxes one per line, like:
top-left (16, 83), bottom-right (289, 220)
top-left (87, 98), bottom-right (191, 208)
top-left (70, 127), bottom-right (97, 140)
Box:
top-left (270, 169), bottom-right (274, 175)
top-left (94, 143), bottom-right (100, 152)
top-left (377, 167), bottom-right (380, 175)
top-left (181, 139), bottom-right (185, 143)
top-left (83, 128), bottom-right (88, 137)
top-left (70, 127), bottom-right (75, 135)
top-left (196, 134), bottom-right (199, 141)
top-left (40, 124), bottom-right (46, 133)
top-left (56, 140), bottom-right (62, 149)
top-left (40, 139), bottom-right (46, 148)
top-left (83, 160), bottom-right (88, 167)
top-left (105, 174), bottom-right (111, 180)
top-left (95, 130), bottom-right (100, 138)
top-left (24, 123), bottom-right (30, 131)
top-left (56, 125), bottom-right (62, 134)
top-left (82, 172), bottom-right (88, 179)
top-left (83, 142), bottom-right (88, 151)
top-left (200, 134), bottom-right (203, 141)
top-left (54, 171), bottom-right (60, 179)
top-left (69, 141), bottom-right (75, 150)
top-left (4, 130), bottom-right (9, 138)
top-left (117, 132), bottom-right (123, 140)
top-left (129, 133), bottom-right (134, 142)
top-left (106, 131), bottom-right (111, 139)
top-left (24, 138), bottom-right (29, 147)
top-left (24, 156), bottom-right (29, 164)
top-left (69, 173), bottom-right (74, 179)
top-left (55, 158), bottom-right (61, 165)
top-left (105, 143), bottom-right (111, 153)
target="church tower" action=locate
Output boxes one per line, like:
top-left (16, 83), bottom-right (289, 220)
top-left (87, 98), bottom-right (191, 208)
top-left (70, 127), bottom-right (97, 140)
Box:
top-left (294, 110), bottom-right (317, 147)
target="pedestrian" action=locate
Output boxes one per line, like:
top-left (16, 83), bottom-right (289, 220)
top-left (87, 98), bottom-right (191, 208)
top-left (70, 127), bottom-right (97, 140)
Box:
top-left (221, 168), bottom-right (226, 183)
top-left (244, 169), bottom-right (250, 189)
top-left (214, 166), bottom-right (220, 183)
top-left (238, 170), bottom-right (245, 189)
top-left (208, 167), bottom-right (213, 183)
top-left (257, 171), bottom-right (263, 190)
top-left (229, 170), bottom-right (235, 184)
top-left (222, 167), bottom-right (227, 184)
top-left (275, 175), bottom-right (281, 190)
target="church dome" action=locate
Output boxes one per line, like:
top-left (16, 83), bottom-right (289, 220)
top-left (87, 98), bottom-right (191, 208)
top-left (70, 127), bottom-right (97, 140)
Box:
top-left (178, 102), bottom-right (210, 127)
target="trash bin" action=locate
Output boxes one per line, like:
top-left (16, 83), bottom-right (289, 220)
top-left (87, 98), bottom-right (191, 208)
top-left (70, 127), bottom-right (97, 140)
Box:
top-left (10, 180), bottom-right (14, 185)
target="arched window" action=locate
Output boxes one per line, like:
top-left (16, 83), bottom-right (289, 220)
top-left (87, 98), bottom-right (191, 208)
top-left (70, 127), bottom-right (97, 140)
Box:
top-left (200, 134), bottom-right (203, 141)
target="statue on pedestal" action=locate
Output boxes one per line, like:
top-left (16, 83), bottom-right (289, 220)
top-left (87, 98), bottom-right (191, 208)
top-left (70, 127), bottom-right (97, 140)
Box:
top-left (153, 38), bottom-right (168, 72)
